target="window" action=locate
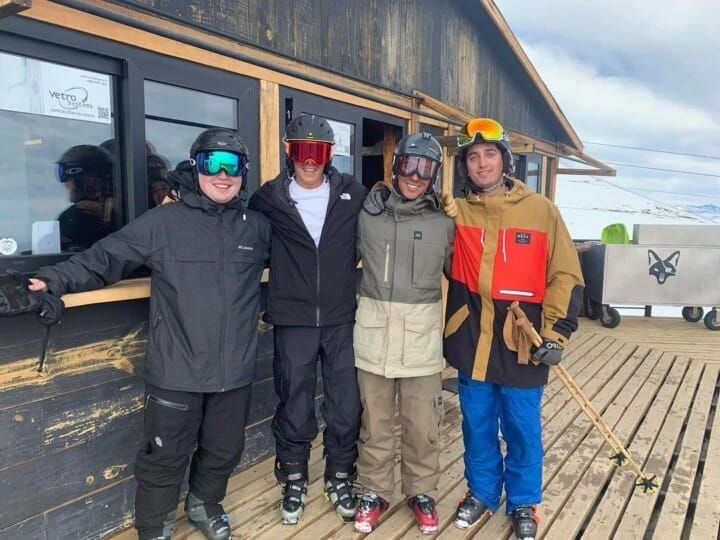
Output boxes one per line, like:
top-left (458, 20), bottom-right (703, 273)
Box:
top-left (0, 51), bottom-right (120, 260)
top-left (144, 81), bottom-right (238, 207)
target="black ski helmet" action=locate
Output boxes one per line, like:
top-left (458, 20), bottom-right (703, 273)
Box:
top-left (456, 118), bottom-right (514, 177)
top-left (392, 132), bottom-right (443, 193)
top-left (190, 128), bottom-right (249, 160)
top-left (56, 145), bottom-right (113, 181)
top-left (285, 114), bottom-right (335, 143)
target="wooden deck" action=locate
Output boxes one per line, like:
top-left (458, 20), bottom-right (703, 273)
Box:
top-left (113, 317), bottom-right (719, 539)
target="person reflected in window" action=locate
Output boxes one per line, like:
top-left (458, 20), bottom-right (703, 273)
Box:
top-left (55, 144), bottom-right (116, 251)
top-left (147, 153), bottom-right (172, 207)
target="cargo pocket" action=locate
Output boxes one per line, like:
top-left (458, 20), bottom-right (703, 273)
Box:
top-left (412, 240), bottom-right (445, 290)
top-left (402, 313), bottom-right (442, 368)
top-left (354, 305), bottom-right (388, 365)
top-left (143, 394), bottom-right (193, 458)
top-left (427, 394), bottom-right (444, 446)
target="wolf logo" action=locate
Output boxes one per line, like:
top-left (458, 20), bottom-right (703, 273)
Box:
top-left (648, 249), bottom-right (680, 284)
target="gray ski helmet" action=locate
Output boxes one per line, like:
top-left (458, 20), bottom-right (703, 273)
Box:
top-left (190, 128), bottom-right (249, 159)
top-left (285, 114), bottom-right (335, 143)
top-left (394, 132), bottom-right (443, 167)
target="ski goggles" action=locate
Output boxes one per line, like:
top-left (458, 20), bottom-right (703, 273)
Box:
top-left (55, 163), bottom-right (82, 183)
top-left (195, 150), bottom-right (248, 177)
top-left (392, 154), bottom-right (440, 181)
top-left (457, 117), bottom-right (505, 148)
top-left (287, 141), bottom-right (333, 165)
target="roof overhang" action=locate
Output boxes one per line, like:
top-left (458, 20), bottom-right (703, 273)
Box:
top-left (0, 0), bottom-right (31, 18)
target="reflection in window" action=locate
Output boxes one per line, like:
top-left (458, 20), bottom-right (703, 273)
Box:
top-left (525, 154), bottom-right (541, 193)
top-left (0, 52), bottom-right (119, 256)
top-left (144, 81), bottom-right (238, 205)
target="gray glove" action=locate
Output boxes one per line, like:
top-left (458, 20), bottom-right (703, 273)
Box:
top-left (532, 338), bottom-right (564, 366)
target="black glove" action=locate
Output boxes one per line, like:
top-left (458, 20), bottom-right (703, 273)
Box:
top-left (0, 270), bottom-right (63, 325)
top-left (532, 338), bottom-right (564, 366)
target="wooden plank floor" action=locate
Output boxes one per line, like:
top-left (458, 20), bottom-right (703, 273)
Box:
top-left (112, 322), bottom-right (720, 539)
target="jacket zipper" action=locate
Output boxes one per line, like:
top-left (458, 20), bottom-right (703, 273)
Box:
top-left (383, 241), bottom-right (390, 284)
top-left (502, 229), bottom-right (508, 262)
top-left (218, 211), bottom-right (227, 391)
top-left (316, 246), bottom-right (321, 327)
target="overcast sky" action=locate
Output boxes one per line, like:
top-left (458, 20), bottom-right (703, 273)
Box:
top-left (495, 0), bottom-right (720, 209)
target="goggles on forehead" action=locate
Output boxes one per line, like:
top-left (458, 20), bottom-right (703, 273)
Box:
top-left (287, 141), bottom-right (333, 165)
top-left (195, 150), bottom-right (248, 177)
top-left (392, 155), bottom-right (440, 181)
top-left (457, 118), bottom-right (505, 148)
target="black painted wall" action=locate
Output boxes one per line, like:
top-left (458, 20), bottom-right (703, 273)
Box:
top-left (113, 0), bottom-right (570, 145)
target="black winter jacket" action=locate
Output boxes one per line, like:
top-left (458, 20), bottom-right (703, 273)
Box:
top-left (36, 165), bottom-right (271, 392)
top-left (248, 167), bottom-right (366, 326)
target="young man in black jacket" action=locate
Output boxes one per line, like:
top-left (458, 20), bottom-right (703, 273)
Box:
top-left (249, 114), bottom-right (367, 524)
top-left (28, 129), bottom-right (271, 540)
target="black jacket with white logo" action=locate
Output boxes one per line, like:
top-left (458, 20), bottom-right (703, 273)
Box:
top-left (36, 165), bottom-right (271, 392)
top-left (249, 167), bottom-right (366, 326)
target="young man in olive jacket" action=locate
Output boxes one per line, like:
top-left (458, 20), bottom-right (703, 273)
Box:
top-left (248, 114), bottom-right (366, 524)
top-left (442, 118), bottom-right (583, 540)
top-left (353, 132), bottom-right (454, 535)
top-left (28, 129), bottom-right (271, 540)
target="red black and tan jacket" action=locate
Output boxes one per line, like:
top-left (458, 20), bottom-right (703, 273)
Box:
top-left (443, 180), bottom-right (584, 387)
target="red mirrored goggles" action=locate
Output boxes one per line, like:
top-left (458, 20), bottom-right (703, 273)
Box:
top-left (287, 141), bottom-right (333, 165)
top-left (392, 155), bottom-right (440, 181)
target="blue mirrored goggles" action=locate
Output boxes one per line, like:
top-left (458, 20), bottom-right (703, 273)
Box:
top-left (55, 163), bottom-right (85, 183)
top-left (195, 150), bottom-right (248, 177)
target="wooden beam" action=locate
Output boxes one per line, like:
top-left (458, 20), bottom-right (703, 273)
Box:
top-left (557, 168), bottom-right (616, 177)
top-left (259, 80), bottom-right (280, 184)
top-left (0, 0), bottom-right (30, 18)
top-left (383, 125), bottom-right (397, 187)
top-left (547, 156), bottom-right (559, 201)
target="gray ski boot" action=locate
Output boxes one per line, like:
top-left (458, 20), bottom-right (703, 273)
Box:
top-left (185, 492), bottom-right (231, 540)
top-left (277, 461), bottom-right (308, 525)
top-left (324, 470), bottom-right (357, 522)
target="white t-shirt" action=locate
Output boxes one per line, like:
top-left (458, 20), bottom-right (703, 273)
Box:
top-left (289, 177), bottom-right (330, 247)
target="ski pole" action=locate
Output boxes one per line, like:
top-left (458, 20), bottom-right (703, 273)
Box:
top-left (508, 301), bottom-right (659, 493)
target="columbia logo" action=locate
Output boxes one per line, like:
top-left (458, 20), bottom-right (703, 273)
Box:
top-left (340, 193), bottom-right (351, 200)
top-left (238, 245), bottom-right (254, 251)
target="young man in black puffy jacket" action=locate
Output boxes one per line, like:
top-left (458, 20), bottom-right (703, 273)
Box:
top-left (29, 129), bottom-right (270, 540)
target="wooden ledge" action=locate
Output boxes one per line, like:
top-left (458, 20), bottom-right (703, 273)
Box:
top-left (59, 269), bottom-right (271, 309)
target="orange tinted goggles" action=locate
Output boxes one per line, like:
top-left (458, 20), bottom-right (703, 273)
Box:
top-left (457, 118), bottom-right (505, 148)
top-left (288, 141), bottom-right (333, 165)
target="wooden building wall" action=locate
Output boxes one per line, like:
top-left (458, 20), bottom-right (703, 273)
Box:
top-left (116, 0), bottom-right (570, 146)
top-left (0, 295), bottom-right (284, 538)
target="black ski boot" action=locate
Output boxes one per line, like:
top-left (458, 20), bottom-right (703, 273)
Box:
top-left (137, 510), bottom-right (176, 540)
top-left (324, 469), bottom-right (357, 522)
top-left (454, 492), bottom-right (488, 529)
top-left (510, 505), bottom-right (538, 540)
top-left (185, 492), bottom-right (231, 540)
top-left (277, 460), bottom-right (308, 525)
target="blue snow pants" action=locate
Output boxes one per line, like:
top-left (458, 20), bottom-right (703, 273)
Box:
top-left (457, 372), bottom-right (543, 513)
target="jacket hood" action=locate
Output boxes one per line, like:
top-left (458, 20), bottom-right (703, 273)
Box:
top-left (466, 178), bottom-right (534, 206)
top-left (386, 185), bottom-right (440, 217)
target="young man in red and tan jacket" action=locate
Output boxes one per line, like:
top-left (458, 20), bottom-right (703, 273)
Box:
top-left (442, 117), bottom-right (583, 540)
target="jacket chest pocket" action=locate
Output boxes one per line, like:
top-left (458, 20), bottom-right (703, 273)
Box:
top-left (492, 228), bottom-right (547, 302)
top-left (412, 240), bottom-right (445, 290)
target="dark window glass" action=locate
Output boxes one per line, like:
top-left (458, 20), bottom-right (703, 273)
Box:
top-left (0, 51), bottom-right (120, 258)
top-left (144, 80), bottom-right (238, 207)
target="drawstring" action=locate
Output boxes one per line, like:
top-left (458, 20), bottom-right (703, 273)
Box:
top-left (480, 229), bottom-right (485, 248)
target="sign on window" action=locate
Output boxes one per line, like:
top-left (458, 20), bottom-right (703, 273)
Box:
top-left (0, 52), bottom-right (112, 124)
